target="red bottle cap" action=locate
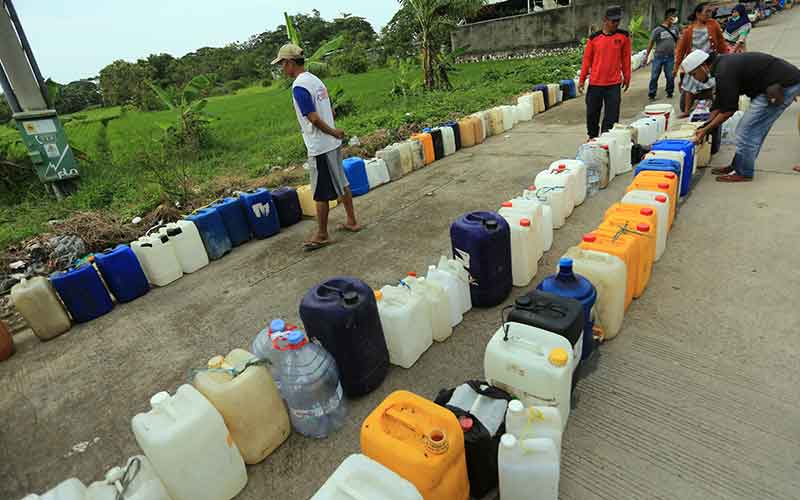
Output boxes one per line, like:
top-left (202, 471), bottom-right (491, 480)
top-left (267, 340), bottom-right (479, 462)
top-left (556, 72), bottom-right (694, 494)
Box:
top-left (528, 185), bottom-right (536, 190)
top-left (655, 195), bottom-right (668, 203)
top-left (664, 173), bottom-right (676, 179)
top-left (520, 218), bottom-right (531, 227)
top-left (640, 207), bottom-right (654, 216)
top-left (501, 201), bottom-right (513, 208)
top-left (407, 272), bottom-right (417, 277)
top-left (601, 145), bottom-right (609, 150)
top-left (459, 416), bottom-right (474, 431)
top-left (637, 223), bottom-right (650, 232)
top-left (583, 233), bottom-right (597, 243)
top-left (658, 183), bottom-right (670, 189)
top-left (558, 163), bottom-right (567, 170)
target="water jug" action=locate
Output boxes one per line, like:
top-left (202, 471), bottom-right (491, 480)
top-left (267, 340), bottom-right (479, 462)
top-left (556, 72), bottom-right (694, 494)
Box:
top-left (437, 127), bottom-right (456, 156)
top-left (361, 390), bottom-right (470, 500)
top-left (622, 190), bottom-right (671, 233)
top-left (531, 184), bottom-right (569, 229)
top-left (532, 85), bottom-right (549, 110)
top-left (537, 258), bottom-right (598, 361)
top-left (428, 128), bottom-right (445, 160)
top-left (560, 247), bottom-right (626, 340)
top-left (184, 208), bottom-right (232, 260)
top-left (211, 197), bottom-right (251, 247)
top-left (519, 189), bottom-right (554, 251)
top-left (299, 277), bottom-right (390, 397)
top-left (638, 155), bottom-right (684, 193)
top-left (21, 478), bottom-right (87, 500)
top-left (270, 186), bottom-right (303, 228)
top-left (377, 147), bottom-right (405, 180)
top-left (605, 202), bottom-right (664, 261)
top-left (507, 217), bottom-right (538, 287)
top-left (0, 320), bottom-right (15, 361)
top-left (239, 188), bottom-right (281, 239)
top-left (158, 221), bottom-right (209, 273)
top-left (50, 265), bottom-right (114, 323)
top-left (500, 106), bottom-right (514, 131)
top-left (505, 401), bottom-right (563, 453)
top-left (645, 103), bottom-right (674, 130)
top-left (579, 233), bottom-right (637, 310)
top-left (343, 157), bottom-right (370, 197)
top-left (473, 112), bottom-right (489, 140)
top-left (394, 142), bottom-right (414, 175)
top-left (611, 122), bottom-right (637, 145)
top-left (560, 79), bottom-right (577, 99)
top-left (488, 108), bottom-right (505, 136)
top-left (477, 110), bottom-right (493, 137)
top-left (407, 140), bottom-right (425, 170)
top-left (498, 200), bottom-right (543, 261)
top-left (450, 212), bottom-right (512, 308)
top-left (366, 158), bottom-right (391, 189)
top-left (631, 117), bottom-right (659, 145)
top-left (590, 136), bottom-right (620, 182)
top-left (311, 454), bottom-right (423, 500)
top-left (10, 277), bottom-right (71, 340)
top-left (429, 256), bottom-right (472, 317)
top-left (425, 265), bottom-right (464, 328)
top-left (458, 119), bottom-right (476, 148)
top-left (626, 175), bottom-right (678, 225)
top-left (548, 159), bottom-right (587, 206)
top-left (595, 221), bottom-right (653, 299)
top-left (85, 455), bottom-right (171, 500)
top-left (93, 245), bottom-right (149, 304)
top-left (131, 385), bottom-right (248, 500)
top-left (531, 90), bottom-right (546, 113)
top-left (403, 274), bottom-right (452, 342)
top-left (669, 125), bottom-right (711, 169)
top-left (470, 115), bottom-right (485, 144)
top-left (508, 290), bottom-right (585, 365)
top-left (434, 382), bottom-right (512, 498)
top-left (444, 121), bottom-right (462, 150)
top-left (484, 322), bottom-right (573, 429)
top-left (375, 286), bottom-right (433, 368)
top-left (131, 234), bottom-right (183, 287)
top-left (578, 142), bottom-right (610, 192)
top-left (498, 435), bottom-right (559, 500)
top-left (192, 349), bottom-right (290, 464)
top-left (651, 140), bottom-right (695, 196)
top-left (297, 184), bottom-right (338, 217)
top-left (516, 94), bottom-right (534, 121)
top-left (280, 330), bottom-right (347, 438)
top-left (251, 318), bottom-right (297, 391)
top-left (536, 168), bottom-right (575, 216)
top-left (411, 133), bottom-right (435, 165)
top-left (546, 84), bottom-right (560, 107)
top-left (600, 131), bottom-right (633, 174)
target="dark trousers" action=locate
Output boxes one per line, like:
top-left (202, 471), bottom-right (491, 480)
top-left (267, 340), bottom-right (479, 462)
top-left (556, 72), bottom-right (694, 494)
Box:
top-left (648, 54), bottom-right (675, 98)
top-left (586, 84), bottom-right (621, 139)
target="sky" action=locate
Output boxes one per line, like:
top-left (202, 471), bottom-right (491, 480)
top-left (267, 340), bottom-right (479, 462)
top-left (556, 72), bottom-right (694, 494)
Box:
top-left (11, 0), bottom-right (399, 83)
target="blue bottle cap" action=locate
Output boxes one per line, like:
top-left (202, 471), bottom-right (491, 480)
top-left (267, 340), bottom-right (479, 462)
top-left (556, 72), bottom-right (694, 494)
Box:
top-left (559, 257), bottom-right (574, 271)
top-left (423, 127), bottom-right (431, 133)
top-left (270, 319), bottom-right (286, 333)
top-left (287, 330), bottom-right (306, 345)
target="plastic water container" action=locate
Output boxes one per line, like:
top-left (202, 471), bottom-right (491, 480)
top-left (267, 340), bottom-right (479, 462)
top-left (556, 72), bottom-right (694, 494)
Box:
top-left (476, 111), bottom-right (492, 138)
top-left (508, 290), bottom-right (585, 365)
top-left (579, 233), bottom-right (635, 310)
top-left (408, 139), bottom-right (426, 170)
top-left (532, 85), bottom-right (549, 110)
top-left (439, 126), bottom-right (456, 156)
top-left (591, 136), bottom-right (620, 182)
top-left (300, 277), bottom-right (389, 397)
top-left (546, 84), bottom-right (560, 108)
top-left (21, 478), bottom-right (87, 500)
top-left (403, 274), bottom-right (452, 342)
top-left (645, 103), bottom-right (674, 131)
top-left (239, 188), bottom-right (281, 239)
top-left (507, 217), bottom-right (538, 287)
top-left (639, 155), bottom-right (684, 194)
top-left (93, 245), bottom-right (149, 303)
top-left (599, 218), bottom-right (655, 297)
top-left (131, 234), bottom-right (183, 287)
top-left (627, 174), bottom-right (679, 226)
top-left (270, 186), bottom-right (302, 228)
top-left (427, 128), bottom-right (445, 160)
top-left (623, 190), bottom-right (671, 233)
top-left (611, 122), bottom-right (637, 145)
top-left (578, 142), bottom-right (611, 191)
top-left (426, 265), bottom-right (464, 328)
top-left (394, 142), bottom-right (415, 175)
top-left (450, 211), bottom-right (512, 308)
top-left (560, 247), bottom-right (627, 340)
top-left (537, 168), bottom-right (575, 216)
top-left (516, 94), bottom-right (535, 121)
top-left (343, 157), bottom-right (370, 197)
top-left (470, 115), bottom-right (486, 144)
top-left (377, 146), bottom-right (405, 180)
top-left (10, 277), bottom-right (71, 340)
top-left (132, 385), bottom-right (248, 500)
top-left (506, 401), bottom-right (563, 453)
top-left (375, 286), bottom-right (433, 368)
top-left (361, 390), bottom-right (470, 500)
top-left (445, 121), bottom-right (462, 150)
top-left (484, 322), bottom-right (573, 429)
top-left (192, 349), bottom-right (290, 464)
top-left (366, 158), bottom-right (391, 189)
top-left (605, 202), bottom-right (665, 262)
top-left (631, 117), bottom-right (659, 145)
top-left (498, 435), bottom-right (559, 500)
top-left (85, 455), bottom-right (171, 500)
top-left (668, 125), bottom-right (711, 169)
top-left (520, 189), bottom-right (554, 251)
top-left (600, 131), bottom-right (633, 174)
top-left (297, 184), bottom-right (338, 217)
top-left (430, 256), bottom-right (472, 316)
top-left (158, 221), bottom-right (209, 273)
top-left (486, 108), bottom-right (502, 136)
top-left (531, 183), bottom-right (569, 229)
top-left (250, 318), bottom-right (295, 391)
top-left (184, 207), bottom-right (232, 260)
top-left (50, 265), bottom-right (114, 323)
top-left (457, 119), bottom-right (476, 148)
top-left (501, 106), bottom-right (514, 130)
top-left (412, 133), bottom-right (435, 165)
top-left (311, 454), bottom-right (423, 500)
top-left (548, 160), bottom-right (587, 206)
top-left (211, 197), bottom-right (251, 247)
top-left (560, 79), bottom-right (577, 100)
top-left (498, 200), bottom-right (543, 261)
top-left (531, 90), bottom-right (546, 113)
top-left (651, 140), bottom-right (695, 196)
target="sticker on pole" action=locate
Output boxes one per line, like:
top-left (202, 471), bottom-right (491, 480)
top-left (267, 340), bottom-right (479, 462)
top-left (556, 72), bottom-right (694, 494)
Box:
top-left (22, 120), bottom-right (57, 135)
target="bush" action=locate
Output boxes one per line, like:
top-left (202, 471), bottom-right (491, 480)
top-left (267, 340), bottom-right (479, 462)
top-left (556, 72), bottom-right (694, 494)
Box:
top-left (208, 86), bottom-right (230, 97)
top-left (225, 80), bottom-right (247, 93)
top-left (332, 51), bottom-right (370, 75)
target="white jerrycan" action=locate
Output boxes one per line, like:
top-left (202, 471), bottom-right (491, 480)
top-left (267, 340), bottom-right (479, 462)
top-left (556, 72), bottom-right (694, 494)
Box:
top-left (438, 127), bottom-right (456, 156)
top-left (311, 454), bottom-right (423, 500)
top-left (645, 150), bottom-right (687, 185)
top-left (623, 189), bottom-right (672, 235)
top-left (519, 189), bottom-right (553, 251)
top-left (21, 479), bottom-right (87, 500)
top-left (436, 256), bottom-right (472, 315)
top-left (498, 435), bottom-right (560, 500)
top-left (365, 158), bottom-right (391, 188)
top-left (561, 246), bottom-right (627, 340)
top-left (502, 215), bottom-right (539, 287)
top-left (131, 385), bottom-right (247, 500)
top-left (529, 184), bottom-right (568, 229)
top-left (535, 169), bottom-right (574, 217)
top-left (590, 135), bottom-right (619, 182)
top-left (548, 159), bottom-right (587, 206)
top-left (501, 105), bottom-right (514, 130)
top-left (484, 323), bottom-right (573, 430)
top-left (158, 220), bottom-right (209, 274)
top-left (376, 285), bottom-right (433, 368)
top-left (601, 131), bottom-right (633, 174)
top-left (403, 274), bottom-right (453, 342)
top-left (425, 264), bottom-right (464, 328)
top-left (505, 400), bottom-right (563, 453)
top-left (85, 456), bottom-right (172, 500)
top-left (130, 234), bottom-right (183, 287)
top-left (498, 200), bottom-right (543, 261)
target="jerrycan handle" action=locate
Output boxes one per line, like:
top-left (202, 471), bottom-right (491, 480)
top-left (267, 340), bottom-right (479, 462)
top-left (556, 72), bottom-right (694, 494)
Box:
top-left (383, 405), bottom-right (423, 437)
top-left (499, 323), bottom-right (546, 356)
top-left (334, 481), bottom-right (373, 500)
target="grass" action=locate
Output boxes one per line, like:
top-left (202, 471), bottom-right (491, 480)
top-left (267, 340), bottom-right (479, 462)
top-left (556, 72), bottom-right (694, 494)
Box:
top-left (0, 50), bottom-right (582, 250)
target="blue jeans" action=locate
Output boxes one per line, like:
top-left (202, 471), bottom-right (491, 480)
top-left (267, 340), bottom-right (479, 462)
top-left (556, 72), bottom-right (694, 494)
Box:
top-left (648, 54), bottom-right (675, 98)
top-left (732, 82), bottom-right (800, 177)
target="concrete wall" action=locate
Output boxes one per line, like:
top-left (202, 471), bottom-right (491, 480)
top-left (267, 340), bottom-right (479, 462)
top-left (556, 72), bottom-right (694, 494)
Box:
top-left (452, 0), bottom-right (679, 56)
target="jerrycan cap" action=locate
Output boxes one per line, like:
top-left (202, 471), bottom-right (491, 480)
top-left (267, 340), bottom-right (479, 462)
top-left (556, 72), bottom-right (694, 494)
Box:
top-left (664, 173), bottom-right (676, 179)
top-left (484, 219), bottom-right (498, 230)
top-left (508, 400), bottom-right (525, 413)
top-left (655, 195), bottom-right (668, 203)
top-left (637, 223), bottom-right (651, 232)
top-left (287, 330), bottom-right (307, 346)
top-left (583, 233), bottom-right (597, 243)
top-left (501, 434), bottom-right (517, 448)
top-left (558, 257), bottom-right (574, 274)
top-left (658, 183), bottom-right (670, 189)
top-left (501, 201), bottom-right (513, 208)
top-left (528, 185), bottom-right (536, 190)
top-left (374, 290), bottom-right (383, 301)
top-left (459, 416), bottom-right (474, 432)
top-left (558, 163), bottom-right (567, 170)
top-left (640, 207), bottom-right (654, 216)
top-left (343, 291), bottom-right (359, 305)
top-left (520, 218), bottom-right (531, 227)
top-left (270, 319), bottom-right (286, 333)
top-left (150, 391), bottom-right (171, 409)
top-left (407, 272), bottom-right (417, 277)
top-left (207, 355), bottom-right (225, 369)
top-left (548, 348), bottom-right (569, 367)
top-left (515, 295), bottom-right (533, 308)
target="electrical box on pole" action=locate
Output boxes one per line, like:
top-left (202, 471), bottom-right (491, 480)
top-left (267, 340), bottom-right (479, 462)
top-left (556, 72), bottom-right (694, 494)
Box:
top-left (0, 0), bottom-right (80, 198)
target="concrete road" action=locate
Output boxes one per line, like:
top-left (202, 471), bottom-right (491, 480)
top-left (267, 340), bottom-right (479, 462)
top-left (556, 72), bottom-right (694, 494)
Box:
top-left (3, 9), bottom-right (800, 500)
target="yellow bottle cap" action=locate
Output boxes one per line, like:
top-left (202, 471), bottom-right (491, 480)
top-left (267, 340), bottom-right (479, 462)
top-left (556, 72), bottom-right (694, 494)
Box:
top-left (548, 348), bottom-right (569, 367)
top-left (374, 290), bottom-right (383, 301)
top-left (207, 355), bottom-right (225, 369)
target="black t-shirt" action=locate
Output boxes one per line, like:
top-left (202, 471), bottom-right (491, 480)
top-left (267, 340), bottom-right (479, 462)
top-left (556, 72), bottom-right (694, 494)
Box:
top-left (711, 52), bottom-right (800, 112)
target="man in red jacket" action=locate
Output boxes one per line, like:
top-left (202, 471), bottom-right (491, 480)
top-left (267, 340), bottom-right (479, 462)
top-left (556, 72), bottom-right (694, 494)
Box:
top-left (579, 6), bottom-right (632, 139)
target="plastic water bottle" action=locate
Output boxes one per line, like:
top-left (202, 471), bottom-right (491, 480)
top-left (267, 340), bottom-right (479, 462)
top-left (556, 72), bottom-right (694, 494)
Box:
top-left (278, 330), bottom-right (347, 438)
top-left (251, 318), bottom-right (290, 391)
top-left (690, 100), bottom-right (711, 123)
top-left (577, 144), bottom-right (601, 197)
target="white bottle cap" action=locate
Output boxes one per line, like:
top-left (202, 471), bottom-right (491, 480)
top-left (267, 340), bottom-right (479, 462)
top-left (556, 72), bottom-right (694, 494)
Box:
top-left (500, 434), bottom-right (517, 448)
top-left (150, 391), bottom-right (170, 409)
top-left (508, 400), bottom-right (524, 414)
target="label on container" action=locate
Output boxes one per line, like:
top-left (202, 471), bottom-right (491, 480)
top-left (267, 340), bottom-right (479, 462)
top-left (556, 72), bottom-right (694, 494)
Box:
top-left (290, 384), bottom-right (343, 418)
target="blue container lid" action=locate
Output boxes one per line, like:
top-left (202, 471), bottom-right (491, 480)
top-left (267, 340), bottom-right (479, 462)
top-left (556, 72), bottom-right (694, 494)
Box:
top-left (270, 319), bottom-right (286, 333)
top-left (423, 127), bottom-right (432, 133)
top-left (538, 258), bottom-right (597, 306)
top-left (287, 330), bottom-right (305, 345)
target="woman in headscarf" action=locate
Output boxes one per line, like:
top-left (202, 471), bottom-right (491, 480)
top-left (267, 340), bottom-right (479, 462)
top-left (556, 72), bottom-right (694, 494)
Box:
top-left (674, 2), bottom-right (726, 116)
top-left (724, 4), bottom-right (752, 53)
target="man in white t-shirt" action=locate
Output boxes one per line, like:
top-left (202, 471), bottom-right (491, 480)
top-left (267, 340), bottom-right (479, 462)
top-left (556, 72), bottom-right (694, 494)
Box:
top-left (273, 44), bottom-right (361, 251)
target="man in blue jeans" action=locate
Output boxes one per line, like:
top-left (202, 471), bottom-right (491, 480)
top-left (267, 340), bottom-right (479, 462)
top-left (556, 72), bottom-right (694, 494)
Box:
top-left (683, 50), bottom-right (800, 182)
top-left (645, 8), bottom-right (680, 101)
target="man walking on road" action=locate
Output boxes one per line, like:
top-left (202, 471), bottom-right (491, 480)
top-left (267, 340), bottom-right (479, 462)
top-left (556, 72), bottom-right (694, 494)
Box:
top-left (684, 50), bottom-right (800, 182)
top-left (273, 44), bottom-right (361, 251)
top-left (645, 8), bottom-right (680, 101)
top-left (579, 5), bottom-right (632, 139)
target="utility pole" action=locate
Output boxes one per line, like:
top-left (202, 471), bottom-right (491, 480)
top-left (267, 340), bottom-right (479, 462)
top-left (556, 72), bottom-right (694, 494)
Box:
top-left (0, 0), bottom-right (80, 199)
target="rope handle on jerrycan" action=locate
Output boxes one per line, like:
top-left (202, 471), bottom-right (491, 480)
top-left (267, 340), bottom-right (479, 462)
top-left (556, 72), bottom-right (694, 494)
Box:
top-left (609, 221), bottom-right (653, 242)
top-left (107, 456), bottom-right (141, 500)
top-left (187, 357), bottom-right (273, 383)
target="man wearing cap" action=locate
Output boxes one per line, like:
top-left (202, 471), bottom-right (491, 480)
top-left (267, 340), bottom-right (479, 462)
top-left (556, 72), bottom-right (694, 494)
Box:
top-left (579, 6), bottom-right (632, 139)
top-left (273, 43), bottom-right (361, 250)
top-left (683, 49), bottom-right (800, 182)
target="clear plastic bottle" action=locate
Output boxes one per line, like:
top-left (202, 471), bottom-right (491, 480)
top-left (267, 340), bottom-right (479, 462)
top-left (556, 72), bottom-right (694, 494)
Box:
top-left (577, 144), bottom-right (601, 198)
top-left (279, 330), bottom-right (347, 438)
top-left (251, 318), bottom-right (291, 391)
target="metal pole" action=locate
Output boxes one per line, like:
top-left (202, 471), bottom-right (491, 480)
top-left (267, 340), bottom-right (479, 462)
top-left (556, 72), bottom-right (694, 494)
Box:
top-left (4, 0), bottom-right (51, 108)
top-left (0, 62), bottom-right (21, 113)
top-left (528, 0), bottom-right (532, 13)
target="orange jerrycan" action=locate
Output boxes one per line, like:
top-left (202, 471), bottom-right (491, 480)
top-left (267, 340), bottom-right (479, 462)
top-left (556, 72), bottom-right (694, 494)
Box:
top-left (596, 220), bottom-right (654, 299)
top-left (606, 202), bottom-right (665, 261)
top-left (361, 390), bottom-right (469, 500)
top-left (458, 119), bottom-right (476, 148)
top-left (412, 133), bottom-right (435, 165)
top-left (627, 174), bottom-right (678, 226)
top-left (471, 116), bottom-right (485, 144)
top-left (579, 233), bottom-right (637, 311)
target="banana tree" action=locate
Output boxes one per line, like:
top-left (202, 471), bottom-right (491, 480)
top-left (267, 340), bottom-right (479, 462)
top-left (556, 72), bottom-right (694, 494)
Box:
top-left (284, 12), bottom-right (344, 75)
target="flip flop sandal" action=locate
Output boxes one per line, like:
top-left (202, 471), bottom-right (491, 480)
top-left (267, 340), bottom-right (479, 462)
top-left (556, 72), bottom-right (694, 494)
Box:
top-left (303, 240), bottom-right (334, 252)
top-left (336, 224), bottom-right (362, 233)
